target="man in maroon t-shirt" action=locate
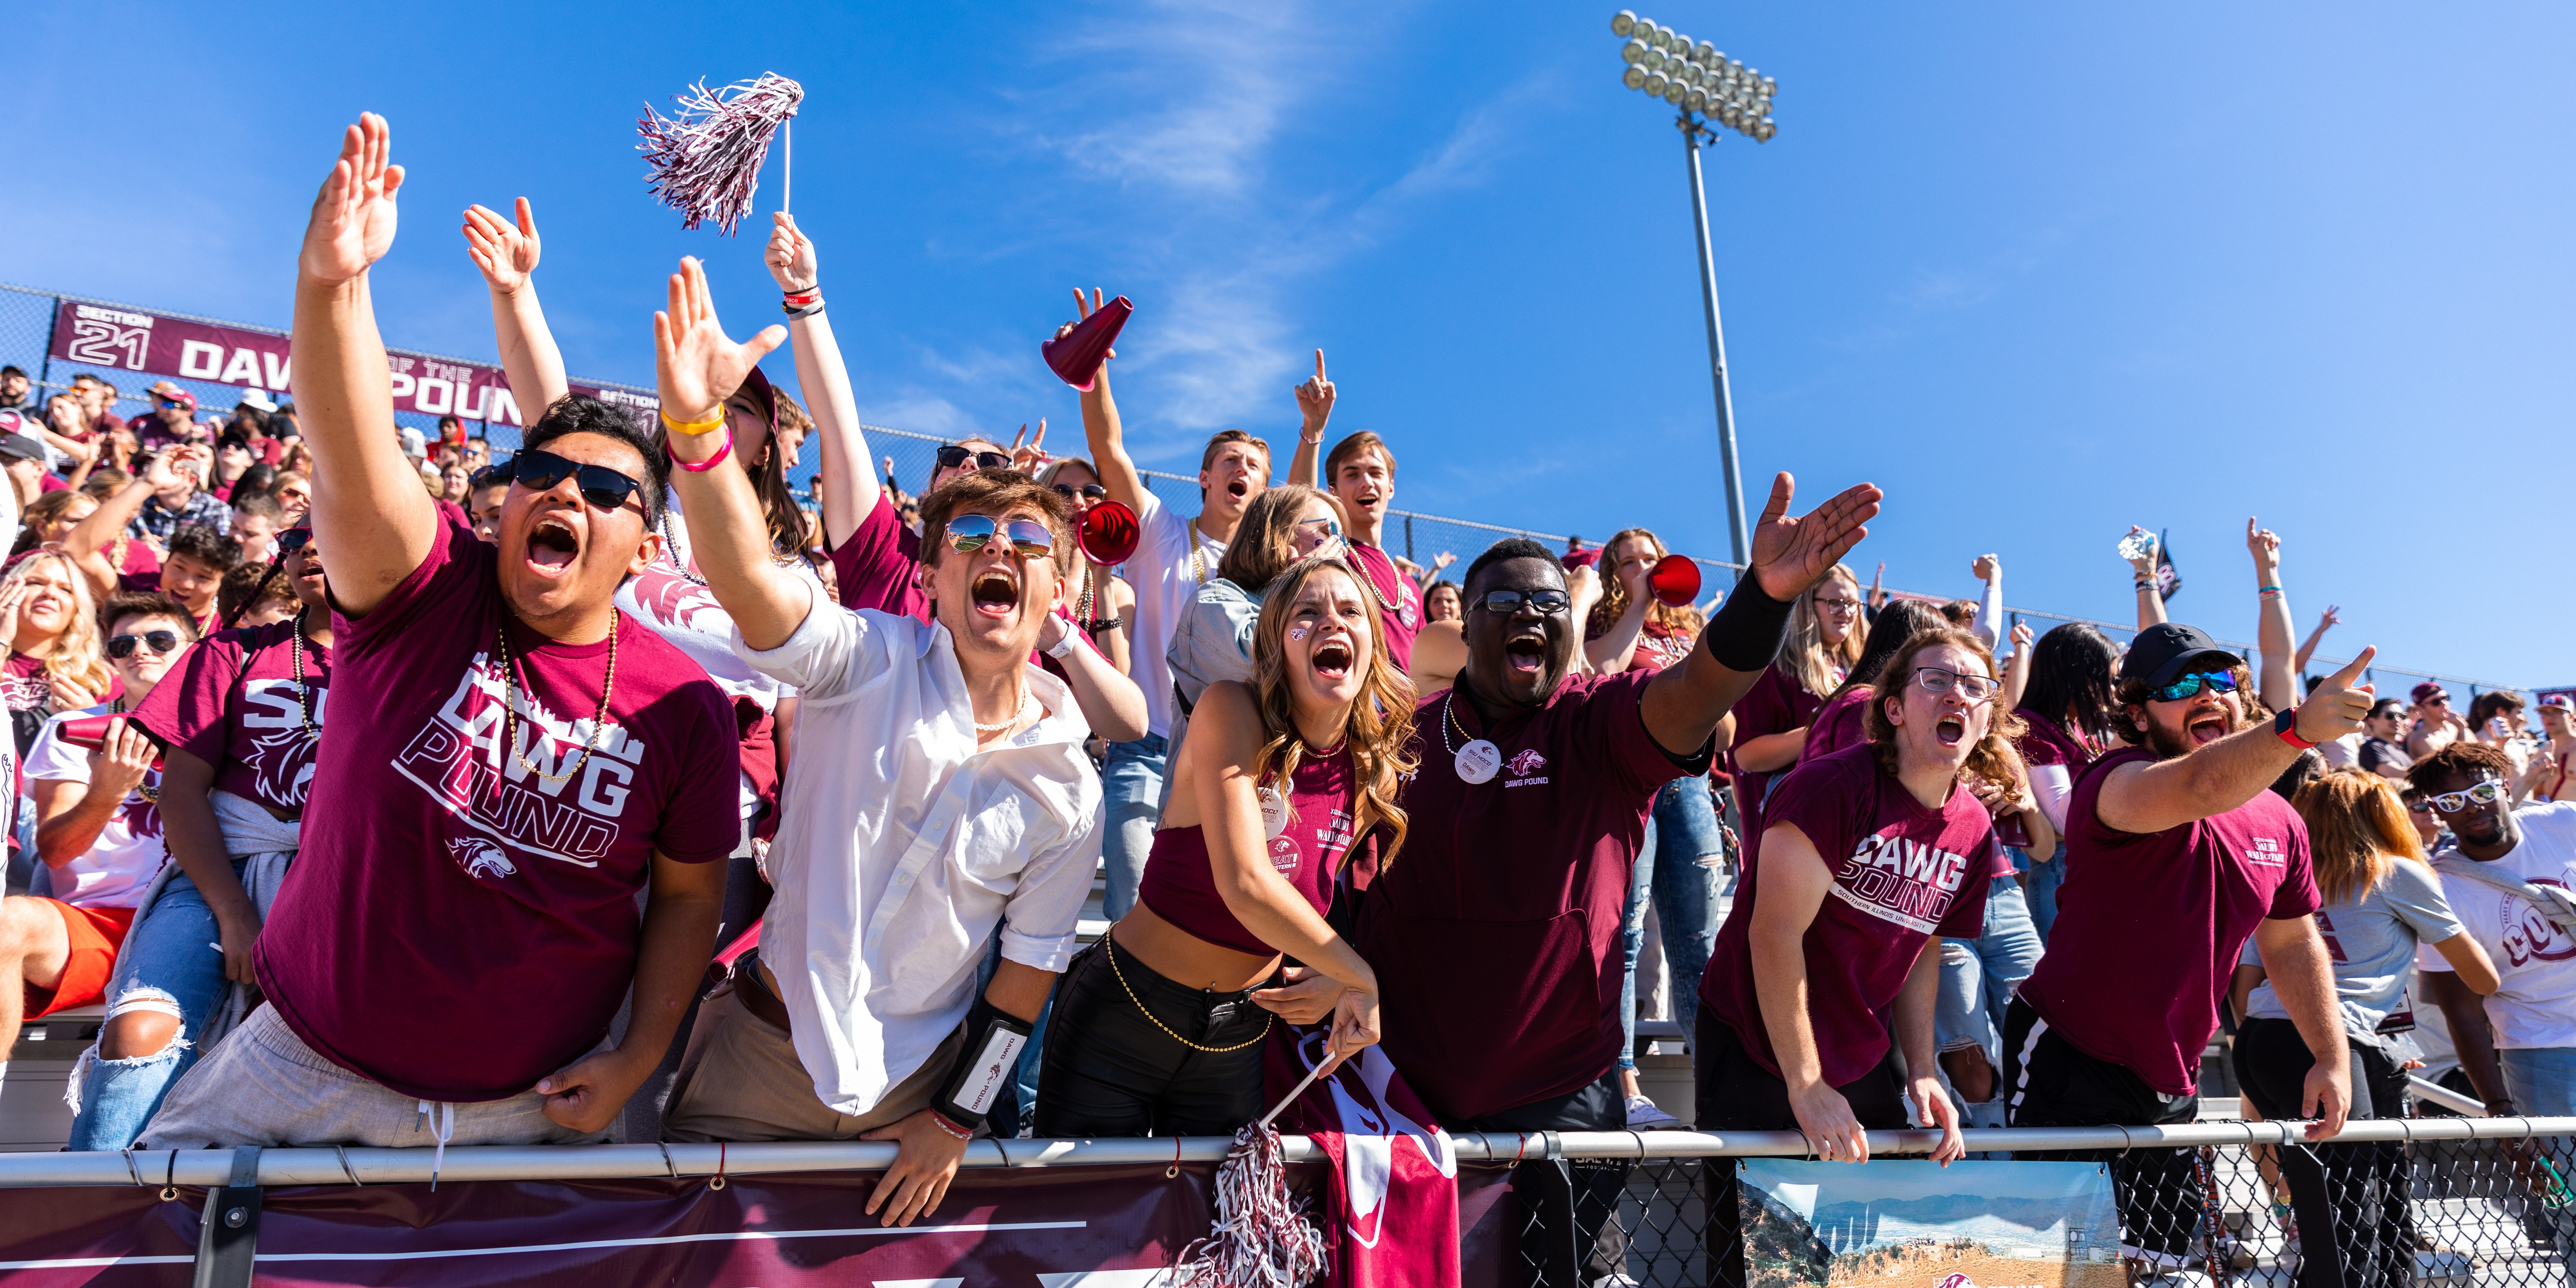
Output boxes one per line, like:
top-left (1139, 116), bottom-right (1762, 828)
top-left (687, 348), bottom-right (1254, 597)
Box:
top-left (2008, 622), bottom-right (2373, 1272)
top-left (1357, 472), bottom-right (1879, 1288)
top-left (136, 116), bottom-right (737, 1155)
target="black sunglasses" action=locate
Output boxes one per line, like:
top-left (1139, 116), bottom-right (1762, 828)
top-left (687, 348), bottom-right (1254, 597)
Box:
top-left (509, 449), bottom-right (645, 512)
top-left (278, 527), bottom-right (313, 555)
top-left (1470, 589), bottom-right (1572, 616)
top-left (1053, 483), bottom-right (1107, 501)
top-left (106, 630), bottom-right (184, 660)
top-left (936, 445), bottom-right (1013, 472)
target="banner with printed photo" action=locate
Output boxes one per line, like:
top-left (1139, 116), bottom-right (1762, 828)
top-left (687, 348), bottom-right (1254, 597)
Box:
top-left (46, 299), bottom-right (650, 427)
top-left (1735, 1158), bottom-right (2123, 1288)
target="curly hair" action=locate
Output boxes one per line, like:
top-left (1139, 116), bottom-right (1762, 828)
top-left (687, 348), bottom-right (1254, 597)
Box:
top-left (1862, 627), bottom-right (2026, 797)
top-left (2407, 741), bottom-right (2515, 796)
top-left (1245, 555), bottom-right (1419, 872)
top-left (1584, 527), bottom-right (1706, 644)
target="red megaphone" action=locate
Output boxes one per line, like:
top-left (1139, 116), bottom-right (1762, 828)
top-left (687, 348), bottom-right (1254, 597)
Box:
top-left (1079, 501), bottom-right (1140, 566)
top-left (1648, 554), bottom-right (1702, 607)
top-left (56, 714), bottom-right (167, 769)
top-left (1043, 296), bottom-right (1133, 392)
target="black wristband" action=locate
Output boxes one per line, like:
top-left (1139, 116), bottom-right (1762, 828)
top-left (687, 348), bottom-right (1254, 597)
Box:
top-left (931, 994), bottom-right (1034, 1133)
top-left (1705, 573), bottom-right (1795, 672)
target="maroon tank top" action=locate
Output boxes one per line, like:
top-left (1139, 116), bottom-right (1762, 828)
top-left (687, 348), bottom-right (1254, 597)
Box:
top-left (1138, 741), bottom-right (1359, 956)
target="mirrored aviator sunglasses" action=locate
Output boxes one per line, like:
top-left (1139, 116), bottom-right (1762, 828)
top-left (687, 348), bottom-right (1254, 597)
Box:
top-left (943, 513), bottom-right (1056, 559)
top-left (511, 449), bottom-right (644, 511)
top-left (2147, 669), bottom-right (2240, 703)
top-left (106, 629), bottom-right (184, 660)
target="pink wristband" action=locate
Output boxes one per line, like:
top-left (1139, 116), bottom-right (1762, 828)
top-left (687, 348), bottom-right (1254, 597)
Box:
top-left (669, 427), bottom-right (733, 473)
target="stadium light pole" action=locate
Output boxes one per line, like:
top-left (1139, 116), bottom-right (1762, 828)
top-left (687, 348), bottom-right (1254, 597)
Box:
top-left (1612, 10), bottom-right (1776, 569)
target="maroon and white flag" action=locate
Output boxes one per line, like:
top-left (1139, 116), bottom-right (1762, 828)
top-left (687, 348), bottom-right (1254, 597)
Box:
top-left (1265, 1024), bottom-right (1462, 1288)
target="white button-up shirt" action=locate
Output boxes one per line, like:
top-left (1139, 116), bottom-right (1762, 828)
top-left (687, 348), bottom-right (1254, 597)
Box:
top-left (738, 602), bottom-right (1102, 1117)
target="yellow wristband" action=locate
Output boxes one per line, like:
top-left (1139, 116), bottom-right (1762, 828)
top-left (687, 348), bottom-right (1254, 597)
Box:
top-left (660, 407), bottom-right (726, 437)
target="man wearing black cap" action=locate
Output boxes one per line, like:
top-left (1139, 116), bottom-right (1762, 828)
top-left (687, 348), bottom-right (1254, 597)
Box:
top-left (2008, 623), bottom-right (2375, 1280)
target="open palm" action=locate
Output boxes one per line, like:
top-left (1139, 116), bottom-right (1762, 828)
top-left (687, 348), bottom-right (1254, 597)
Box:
top-left (462, 199), bottom-right (540, 293)
top-left (654, 256), bottom-right (787, 424)
top-left (1747, 472), bottom-right (1884, 602)
top-left (301, 113), bottom-right (404, 285)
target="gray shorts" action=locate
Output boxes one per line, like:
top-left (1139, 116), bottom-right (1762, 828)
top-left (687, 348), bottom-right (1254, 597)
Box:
top-left (136, 1003), bottom-right (605, 1150)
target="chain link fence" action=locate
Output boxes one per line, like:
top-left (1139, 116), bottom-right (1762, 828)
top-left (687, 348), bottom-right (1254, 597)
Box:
top-left (0, 281), bottom-right (2548, 704)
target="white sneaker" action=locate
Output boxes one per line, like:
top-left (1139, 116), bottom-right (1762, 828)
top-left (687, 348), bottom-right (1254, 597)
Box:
top-left (1623, 1094), bottom-right (1681, 1129)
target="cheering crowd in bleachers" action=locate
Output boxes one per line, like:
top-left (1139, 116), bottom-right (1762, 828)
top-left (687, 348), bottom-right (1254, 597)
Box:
top-left (0, 113), bottom-right (2570, 1287)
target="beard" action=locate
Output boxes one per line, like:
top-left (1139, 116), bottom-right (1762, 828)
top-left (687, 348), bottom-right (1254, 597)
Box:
top-left (2140, 706), bottom-right (2244, 760)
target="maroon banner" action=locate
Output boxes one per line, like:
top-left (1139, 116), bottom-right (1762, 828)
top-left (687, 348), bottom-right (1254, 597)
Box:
top-left (47, 299), bottom-right (650, 428)
top-left (0, 1162), bottom-right (1520, 1288)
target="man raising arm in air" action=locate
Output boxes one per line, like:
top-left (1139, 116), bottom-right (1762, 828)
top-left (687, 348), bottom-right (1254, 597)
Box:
top-left (138, 115), bottom-right (739, 1155)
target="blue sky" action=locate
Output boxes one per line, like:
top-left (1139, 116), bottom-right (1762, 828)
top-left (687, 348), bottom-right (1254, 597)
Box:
top-left (4, 2), bottom-right (2568, 687)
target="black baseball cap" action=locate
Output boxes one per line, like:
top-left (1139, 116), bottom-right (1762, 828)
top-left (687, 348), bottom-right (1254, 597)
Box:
top-left (0, 431), bottom-right (47, 464)
top-left (2119, 623), bottom-right (2243, 690)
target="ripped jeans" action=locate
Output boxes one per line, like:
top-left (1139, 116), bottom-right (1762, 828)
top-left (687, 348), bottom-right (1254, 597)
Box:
top-left (63, 858), bottom-right (244, 1151)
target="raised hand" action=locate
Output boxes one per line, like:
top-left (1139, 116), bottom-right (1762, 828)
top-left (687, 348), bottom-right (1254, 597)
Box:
top-left (2246, 517), bottom-right (2281, 574)
top-left (1295, 349), bottom-right (1336, 437)
top-left (653, 256), bottom-right (790, 429)
top-left (1061, 288), bottom-right (1117, 364)
top-left (1430, 551), bottom-right (1457, 574)
top-left (1010, 420), bottom-right (1050, 472)
top-left (1746, 472), bottom-right (1883, 603)
top-left (461, 198), bottom-right (541, 294)
top-left (766, 211), bottom-right (818, 293)
top-left (2011, 620), bottom-right (2034, 652)
top-left (2297, 647), bottom-right (2379, 745)
top-left (2123, 526), bottom-right (2158, 573)
top-left (1971, 554), bottom-right (1998, 582)
top-left (300, 113), bottom-right (405, 286)
top-left (2318, 604), bottom-right (2342, 629)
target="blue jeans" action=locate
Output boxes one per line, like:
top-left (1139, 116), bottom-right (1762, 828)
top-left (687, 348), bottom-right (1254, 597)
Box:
top-left (1933, 874), bottom-right (2043, 1104)
top-left (2019, 843), bottom-right (2065, 943)
top-left (2499, 1046), bottom-right (2576, 1117)
top-left (1099, 735), bottom-right (1167, 923)
top-left (1620, 773), bottom-right (1724, 1069)
top-left (65, 860), bottom-right (245, 1151)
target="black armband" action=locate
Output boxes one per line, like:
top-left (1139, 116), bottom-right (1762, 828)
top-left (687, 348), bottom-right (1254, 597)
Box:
top-left (931, 994), bottom-right (1035, 1133)
top-left (1705, 573), bottom-right (1795, 672)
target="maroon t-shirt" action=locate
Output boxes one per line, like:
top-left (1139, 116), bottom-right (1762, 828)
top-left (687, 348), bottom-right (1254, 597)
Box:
top-left (133, 619), bottom-right (330, 815)
top-left (1359, 671), bottom-right (1709, 1121)
top-left (1345, 542), bottom-right (1421, 673)
top-left (1727, 664), bottom-right (1827, 863)
top-left (2012, 707), bottom-right (2101, 772)
top-left (1700, 743), bottom-right (1994, 1085)
top-left (1802, 687), bottom-right (1872, 763)
top-left (255, 515), bottom-right (741, 1102)
top-left (2017, 746), bottom-right (2322, 1096)
top-left (829, 496), bottom-right (929, 622)
top-left (1140, 742), bottom-right (1357, 956)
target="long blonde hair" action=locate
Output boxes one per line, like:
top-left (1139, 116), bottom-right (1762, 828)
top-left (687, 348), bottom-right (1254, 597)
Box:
top-left (1585, 527), bottom-right (1706, 643)
top-left (1, 552), bottom-right (115, 698)
top-left (2292, 770), bottom-right (2413, 905)
top-left (1247, 555), bottom-right (1419, 871)
top-left (1778, 563), bottom-right (1865, 697)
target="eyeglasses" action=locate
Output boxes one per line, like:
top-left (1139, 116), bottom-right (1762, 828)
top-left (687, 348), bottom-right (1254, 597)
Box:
top-left (936, 445), bottom-right (1013, 472)
top-left (1910, 666), bottom-right (2001, 703)
top-left (1469, 589), bottom-right (1572, 616)
top-left (106, 630), bottom-right (184, 660)
top-left (1293, 516), bottom-right (1341, 540)
top-left (2406, 801), bottom-right (2437, 816)
top-left (1052, 483), bottom-right (1107, 501)
top-left (1814, 596), bottom-right (1861, 613)
top-left (943, 513), bottom-right (1056, 559)
top-left (2425, 778), bottom-right (2507, 814)
top-left (2146, 669), bottom-right (2240, 704)
top-left (509, 449), bottom-right (645, 513)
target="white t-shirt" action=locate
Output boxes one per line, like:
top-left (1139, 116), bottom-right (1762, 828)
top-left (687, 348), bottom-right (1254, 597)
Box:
top-left (25, 704), bottom-right (171, 909)
top-left (2417, 801), bottom-right (2576, 1050)
top-left (1126, 489), bottom-right (1229, 740)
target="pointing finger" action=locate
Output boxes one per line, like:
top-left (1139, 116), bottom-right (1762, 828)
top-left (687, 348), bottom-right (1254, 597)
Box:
top-left (1314, 348), bottom-right (1327, 383)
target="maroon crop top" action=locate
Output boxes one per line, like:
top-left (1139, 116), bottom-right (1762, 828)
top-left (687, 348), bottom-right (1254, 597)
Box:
top-left (1138, 741), bottom-right (1359, 956)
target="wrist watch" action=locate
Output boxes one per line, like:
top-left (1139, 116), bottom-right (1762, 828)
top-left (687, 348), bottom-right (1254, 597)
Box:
top-left (1044, 630), bottom-right (1079, 659)
top-left (2274, 706), bottom-right (2318, 750)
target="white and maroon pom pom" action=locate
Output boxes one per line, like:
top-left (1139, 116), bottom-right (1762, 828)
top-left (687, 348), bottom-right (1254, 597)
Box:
top-left (1172, 1122), bottom-right (1329, 1288)
top-left (638, 72), bottom-right (804, 236)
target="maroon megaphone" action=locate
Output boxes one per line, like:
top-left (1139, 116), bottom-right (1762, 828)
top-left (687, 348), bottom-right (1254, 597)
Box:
top-left (56, 714), bottom-right (166, 769)
top-left (1648, 554), bottom-right (1702, 607)
top-left (1079, 500), bottom-right (1140, 566)
top-left (1043, 296), bottom-right (1134, 392)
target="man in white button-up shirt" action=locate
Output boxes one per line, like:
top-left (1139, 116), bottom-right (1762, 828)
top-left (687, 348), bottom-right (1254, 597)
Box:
top-left (648, 261), bottom-right (1102, 1228)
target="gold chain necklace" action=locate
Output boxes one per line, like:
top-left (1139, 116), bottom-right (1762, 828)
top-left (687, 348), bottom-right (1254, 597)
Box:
top-left (1102, 931), bottom-right (1271, 1053)
top-left (493, 615), bottom-right (618, 786)
top-left (1350, 542), bottom-right (1402, 613)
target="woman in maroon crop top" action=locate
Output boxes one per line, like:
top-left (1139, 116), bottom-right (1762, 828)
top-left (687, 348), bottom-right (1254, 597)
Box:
top-left (1035, 555), bottom-right (1417, 1138)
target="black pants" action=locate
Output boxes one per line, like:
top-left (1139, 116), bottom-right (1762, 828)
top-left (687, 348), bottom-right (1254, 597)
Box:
top-left (1032, 938), bottom-right (1269, 1138)
top-left (2234, 1018), bottom-right (2412, 1288)
top-left (1456, 1068), bottom-right (1631, 1288)
top-left (1694, 1008), bottom-right (1912, 1288)
top-left (2002, 997), bottom-right (2209, 1267)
